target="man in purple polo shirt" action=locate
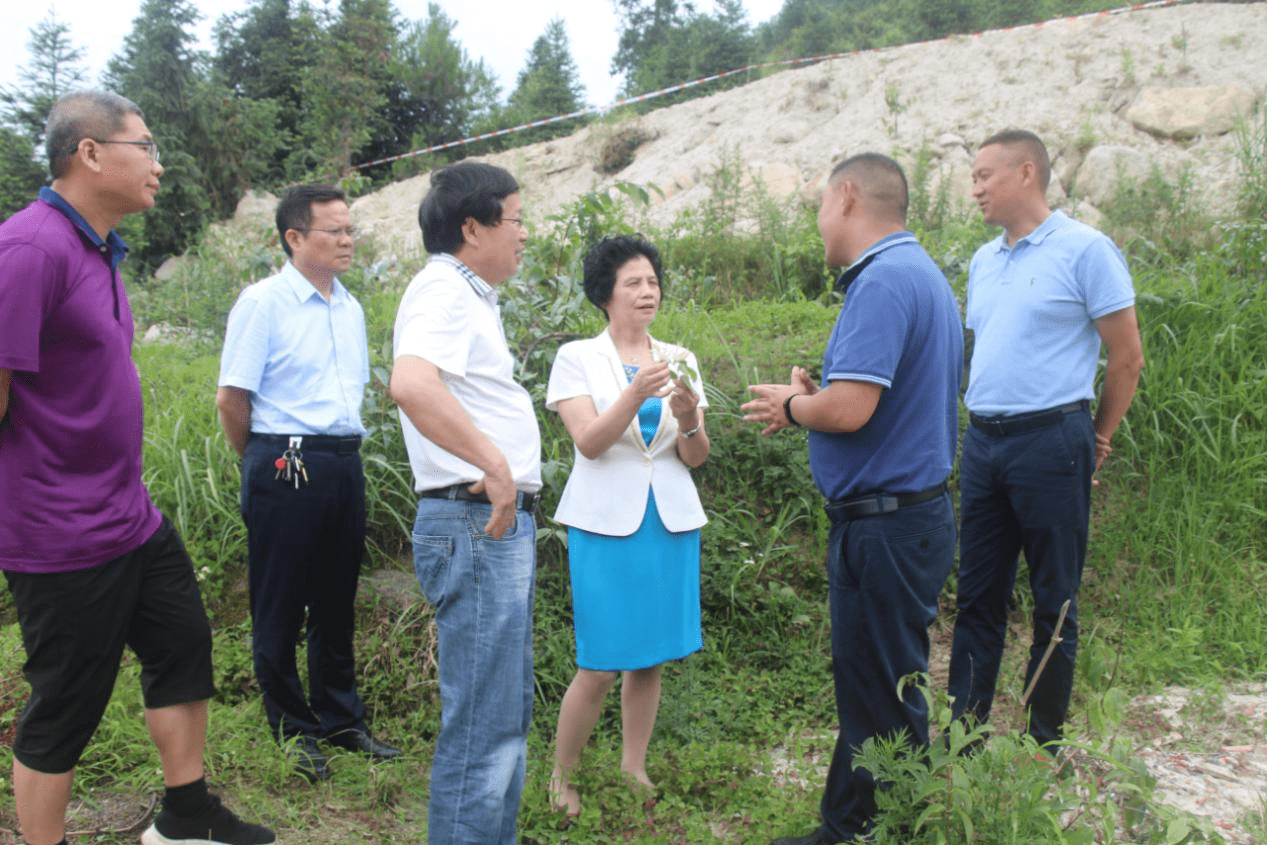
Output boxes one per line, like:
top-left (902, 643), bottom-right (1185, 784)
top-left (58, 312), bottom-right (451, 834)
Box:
top-left (0, 91), bottom-right (273, 845)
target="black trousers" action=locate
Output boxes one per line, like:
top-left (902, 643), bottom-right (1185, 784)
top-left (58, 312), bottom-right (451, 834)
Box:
top-left (241, 435), bottom-right (367, 740)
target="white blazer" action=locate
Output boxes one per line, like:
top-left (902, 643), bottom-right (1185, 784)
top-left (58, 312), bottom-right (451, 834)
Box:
top-left (546, 329), bottom-right (709, 536)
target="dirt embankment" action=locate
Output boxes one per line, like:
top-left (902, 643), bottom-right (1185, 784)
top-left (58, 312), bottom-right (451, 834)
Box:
top-left (320, 2), bottom-right (1266, 259)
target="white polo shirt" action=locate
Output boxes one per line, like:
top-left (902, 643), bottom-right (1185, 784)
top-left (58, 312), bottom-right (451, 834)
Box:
top-left (393, 253), bottom-right (542, 493)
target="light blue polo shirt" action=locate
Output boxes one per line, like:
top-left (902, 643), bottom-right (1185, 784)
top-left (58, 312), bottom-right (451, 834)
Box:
top-left (808, 232), bottom-right (964, 501)
top-left (218, 260), bottom-right (369, 436)
top-left (965, 211), bottom-right (1135, 415)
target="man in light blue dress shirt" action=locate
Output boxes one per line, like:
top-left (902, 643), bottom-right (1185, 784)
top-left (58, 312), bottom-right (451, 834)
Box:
top-left (217, 185), bottom-right (399, 781)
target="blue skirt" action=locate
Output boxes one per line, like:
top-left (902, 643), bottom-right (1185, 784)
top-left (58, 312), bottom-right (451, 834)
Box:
top-left (567, 491), bottom-right (702, 671)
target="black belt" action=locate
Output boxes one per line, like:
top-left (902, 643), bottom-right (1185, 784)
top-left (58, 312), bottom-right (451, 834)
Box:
top-left (251, 433), bottom-right (362, 454)
top-left (969, 400), bottom-right (1090, 437)
top-left (826, 483), bottom-right (947, 521)
top-left (419, 484), bottom-right (539, 512)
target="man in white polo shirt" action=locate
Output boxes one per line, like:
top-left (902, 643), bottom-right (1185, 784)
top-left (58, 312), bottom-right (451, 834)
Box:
top-left (389, 161), bottom-right (541, 845)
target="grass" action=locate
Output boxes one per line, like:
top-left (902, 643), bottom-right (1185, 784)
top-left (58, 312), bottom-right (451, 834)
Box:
top-left (2, 135), bottom-right (1265, 843)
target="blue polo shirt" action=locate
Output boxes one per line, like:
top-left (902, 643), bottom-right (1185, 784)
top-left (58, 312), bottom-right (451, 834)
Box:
top-left (218, 260), bottom-right (369, 436)
top-left (808, 232), bottom-right (964, 501)
top-left (964, 210), bottom-right (1135, 415)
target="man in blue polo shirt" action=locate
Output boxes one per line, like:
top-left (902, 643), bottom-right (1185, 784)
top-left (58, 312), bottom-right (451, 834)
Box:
top-left (217, 185), bottom-right (400, 781)
top-left (0, 91), bottom-right (273, 845)
top-left (744, 153), bottom-right (963, 845)
top-left (948, 129), bottom-right (1144, 747)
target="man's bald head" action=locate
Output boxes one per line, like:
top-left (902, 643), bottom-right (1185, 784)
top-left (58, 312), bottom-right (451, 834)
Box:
top-left (829, 153), bottom-right (909, 223)
top-left (45, 91), bottom-right (144, 179)
top-left (979, 129), bottom-right (1050, 193)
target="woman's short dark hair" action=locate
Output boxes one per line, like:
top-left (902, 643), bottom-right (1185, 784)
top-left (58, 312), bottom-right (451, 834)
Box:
top-left (582, 235), bottom-right (664, 320)
top-left (276, 184), bottom-right (346, 257)
top-left (418, 161), bottom-right (519, 254)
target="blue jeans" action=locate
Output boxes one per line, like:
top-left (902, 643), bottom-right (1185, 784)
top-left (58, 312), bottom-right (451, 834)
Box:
top-left (820, 492), bottom-right (956, 841)
top-left (412, 497), bottom-right (536, 845)
top-left (948, 408), bottom-right (1094, 745)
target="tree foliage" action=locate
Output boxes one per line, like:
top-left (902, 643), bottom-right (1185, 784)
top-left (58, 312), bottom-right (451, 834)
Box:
top-left (2, 11), bottom-right (87, 143)
top-left (103, 0), bottom-right (212, 269)
top-left (1, 0), bottom-right (1133, 265)
top-left (613, 0), bottom-right (754, 103)
top-left (505, 17), bottom-right (587, 144)
top-left (379, 4), bottom-right (501, 177)
top-left (0, 11), bottom-right (87, 219)
top-left (301, 0), bottom-right (398, 179)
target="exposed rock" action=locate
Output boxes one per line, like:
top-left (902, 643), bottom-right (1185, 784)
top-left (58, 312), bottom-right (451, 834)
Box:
top-left (1128, 84), bottom-right (1259, 140)
top-left (154, 255), bottom-right (184, 282)
top-left (753, 162), bottom-right (801, 198)
top-left (329, 4), bottom-right (1267, 258)
top-left (139, 323), bottom-right (209, 346)
top-left (1075, 145), bottom-right (1154, 207)
top-left (1068, 200), bottom-right (1105, 231)
top-left (232, 190), bottom-right (279, 227)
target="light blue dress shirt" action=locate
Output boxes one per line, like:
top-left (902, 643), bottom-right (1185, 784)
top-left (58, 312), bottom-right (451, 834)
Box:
top-left (219, 260), bottom-right (369, 436)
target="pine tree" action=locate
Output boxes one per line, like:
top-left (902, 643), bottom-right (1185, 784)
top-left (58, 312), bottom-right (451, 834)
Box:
top-left (1, 11), bottom-right (87, 144)
top-left (298, 0), bottom-right (398, 179)
top-left (103, 0), bottom-right (211, 268)
top-left (505, 17), bottom-right (587, 143)
top-left (612, 0), bottom-right (755, 104)
top-left (0, 11), bottom-right (85, 218)
top-left (375, 3), bottom-right (500, 172)
top-left (212, 0), bottom-right (324, 182)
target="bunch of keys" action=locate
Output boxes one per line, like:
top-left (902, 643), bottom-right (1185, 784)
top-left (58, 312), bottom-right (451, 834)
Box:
top-left (273, 435), bottom-right (308, 489)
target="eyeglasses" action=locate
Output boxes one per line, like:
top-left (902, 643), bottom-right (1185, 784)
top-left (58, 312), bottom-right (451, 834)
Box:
top-left (498, 217), bottom-right (525, 229)
top-left (296, 226), bottom-right (359, 238)
top-left (65, 138), bottom-right (161, 162)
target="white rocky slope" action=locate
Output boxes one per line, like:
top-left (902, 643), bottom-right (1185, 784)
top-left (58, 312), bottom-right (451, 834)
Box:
top-left (330, 1), bottom-right (1266, 259)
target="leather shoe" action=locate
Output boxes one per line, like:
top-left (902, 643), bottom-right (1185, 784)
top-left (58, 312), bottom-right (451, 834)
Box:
top-left (289, 736), bottom-right (331, 782)
top-left (327, 728), bottom-right (402, 760)
top-left (772, 828), bottom-right (840, 845)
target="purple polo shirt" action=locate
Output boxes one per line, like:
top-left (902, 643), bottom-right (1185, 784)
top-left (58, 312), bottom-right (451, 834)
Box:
top-left (0, 188), bottom-right (162, 573)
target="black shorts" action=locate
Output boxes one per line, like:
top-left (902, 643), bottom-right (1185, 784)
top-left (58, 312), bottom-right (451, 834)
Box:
top-left (4, 516), bottom-right (215, 774)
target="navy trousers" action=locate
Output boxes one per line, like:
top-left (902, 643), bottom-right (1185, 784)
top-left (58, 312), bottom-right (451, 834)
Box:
top-left (241, 435), bottom-right (368, 740)
top-left (820, 491), bottom-right (956, 841)
top-left (948, 408), bottom-right (1094, 745)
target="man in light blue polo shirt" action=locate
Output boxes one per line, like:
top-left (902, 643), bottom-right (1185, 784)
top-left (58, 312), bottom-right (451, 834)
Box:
top-left (948, 130), bottom-right (1145, 747)
top-left (217, 185), bottom-right (399, 781)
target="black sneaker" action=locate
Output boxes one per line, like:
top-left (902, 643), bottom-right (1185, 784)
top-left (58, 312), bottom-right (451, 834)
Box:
top-left (141, 794), bottom-right (276, 845)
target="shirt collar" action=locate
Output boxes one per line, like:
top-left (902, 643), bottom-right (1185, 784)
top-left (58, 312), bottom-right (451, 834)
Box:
top-left (432, 253), bottom-right (497, 302)
top-left (834, 231), bottom-right (918, 295)
top-left (39, 186), bottom-right (129, 272)
top-left (992, 210), bottom-right (1065, 253)
top-left (280, 260), bottom-right (348, 304)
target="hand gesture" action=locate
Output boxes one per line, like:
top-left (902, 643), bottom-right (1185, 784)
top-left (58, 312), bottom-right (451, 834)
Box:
top-left (741, 366), bottom-right (814, 436)
top-left (668, 378), bottom-right (699, 421)
top-left (628, 360), bottom-right (673, 400)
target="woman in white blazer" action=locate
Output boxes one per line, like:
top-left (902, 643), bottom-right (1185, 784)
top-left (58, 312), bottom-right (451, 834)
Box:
top-left (546, 235), bottom-right (710, 819)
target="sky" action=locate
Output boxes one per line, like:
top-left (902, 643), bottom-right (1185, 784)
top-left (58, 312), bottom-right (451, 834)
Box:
top-left (3, 1), bottom-right (786, 111)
